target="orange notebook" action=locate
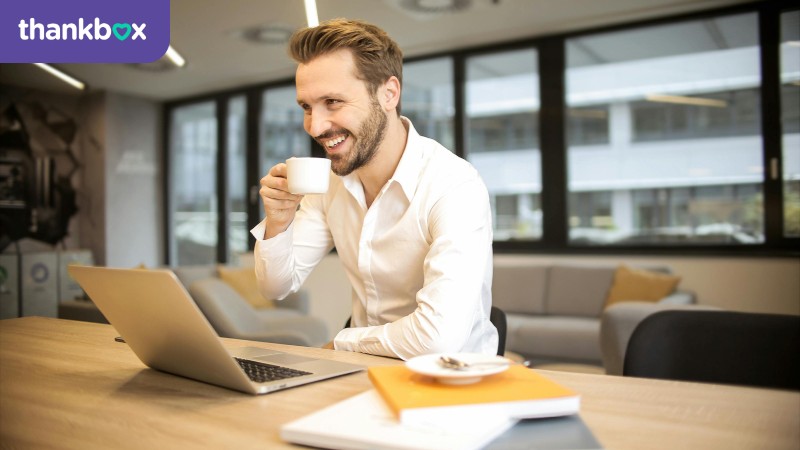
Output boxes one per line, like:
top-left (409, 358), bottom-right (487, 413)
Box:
top-left (368, 365), bottom-right (580, 426)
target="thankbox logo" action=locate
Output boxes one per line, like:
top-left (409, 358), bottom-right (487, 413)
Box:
top-left (18, 18), bottom-right (148, 41)
top-left (1, 0), bottom-right (169, 63)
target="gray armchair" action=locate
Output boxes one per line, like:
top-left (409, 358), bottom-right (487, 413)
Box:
top-left (600, 301), bottom-right (721, 375)
top-left (173, 266), bottom-right (329, 347)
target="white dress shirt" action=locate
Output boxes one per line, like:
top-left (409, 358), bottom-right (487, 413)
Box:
top-left (251, 118), bottom-right (497, 360)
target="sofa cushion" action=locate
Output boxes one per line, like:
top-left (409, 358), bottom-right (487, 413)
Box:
top-left (604, 265), bottom-right (680, 309)
top-left (188, 278), bottom-right (266, 335)
top-left (506, 314), bottom-right (601, 363)
top-left (188, 278), bottom-right (326, 346)
top-left (218, 266), bottom-right (274, 309)
top-left (546, 265), bottom-right (615, 317)
top-left (492, 263), bottom-right (548, 315)
top-left (173, 265), bottom-right (217, 288)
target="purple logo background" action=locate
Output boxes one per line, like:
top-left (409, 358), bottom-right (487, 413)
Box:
top-left (0, 0), bottom-right (170, 63)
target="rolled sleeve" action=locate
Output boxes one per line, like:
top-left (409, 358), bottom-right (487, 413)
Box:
top-left (333, 326), bottom-right (400, 358)
top-left (252, 220), bottom-right (296, 301)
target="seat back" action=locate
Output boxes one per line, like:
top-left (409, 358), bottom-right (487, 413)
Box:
top-left (188, 278), bottom-right (263, 336)
top-left (490, 305), bottom-right (507, 356)
top-left (623, 310), bottom-right (800, 390)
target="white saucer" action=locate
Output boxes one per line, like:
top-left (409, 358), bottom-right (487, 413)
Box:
top-left (405, 353), bottom-right (511, 385)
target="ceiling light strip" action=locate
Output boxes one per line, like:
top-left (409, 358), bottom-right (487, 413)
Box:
top-left (304, 0), bottom-right (319, 27)
top-left (33, 63), bottom-right (86, 90)
top-left (165, 45), bottom-right (186, 67)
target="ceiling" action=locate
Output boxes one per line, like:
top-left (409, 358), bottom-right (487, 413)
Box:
top-left (0, 0), bottom-right (756, 102)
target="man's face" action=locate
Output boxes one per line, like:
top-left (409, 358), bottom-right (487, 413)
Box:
top-left (295, 49), bottom-right (388, 176)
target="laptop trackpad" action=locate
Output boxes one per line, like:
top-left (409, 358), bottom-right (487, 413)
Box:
top-left (257, 354), bottom-right (317, 366)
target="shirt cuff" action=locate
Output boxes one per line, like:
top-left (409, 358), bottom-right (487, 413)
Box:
top-left (250, 219), bottom-right (294, 245)
top-left (333, 328), bottom-right (355, 352)
top-left (249, 220), bottom-right (267, 241)
top-left (333, 326), bottom-right (401, 359)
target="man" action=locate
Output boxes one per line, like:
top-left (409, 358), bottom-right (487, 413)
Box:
top-left (252, 18), bottom-right (497, 360)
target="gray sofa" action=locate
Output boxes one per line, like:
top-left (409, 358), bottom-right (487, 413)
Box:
top-left (172, 266), bottom-right (329, 347)
top-left (492, 260), bottom-right (696, 368)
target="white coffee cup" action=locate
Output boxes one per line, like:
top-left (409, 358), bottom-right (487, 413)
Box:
top-left (286, 157), bottom-right (331, 194)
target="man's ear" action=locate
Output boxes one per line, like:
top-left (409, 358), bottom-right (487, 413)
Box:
top-left (381, 76), bottom-right (401, 112)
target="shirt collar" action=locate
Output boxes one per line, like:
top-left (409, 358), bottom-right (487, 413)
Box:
top-left (340, 116), bottom-right (423, 203)
top-left (390, 117), bottom-right (423, 202)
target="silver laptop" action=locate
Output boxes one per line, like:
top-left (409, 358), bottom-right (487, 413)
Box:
top-left (68, 265), bottom-right (364, 395)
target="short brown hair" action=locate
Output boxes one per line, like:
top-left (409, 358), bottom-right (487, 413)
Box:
top-left (289, 18), bottom-right (403, 115)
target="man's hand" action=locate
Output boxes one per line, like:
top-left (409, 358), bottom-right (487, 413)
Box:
top-left (260, 163), bottom-right (304, 239)
top-left (321, 341), bottom-right (335, 350)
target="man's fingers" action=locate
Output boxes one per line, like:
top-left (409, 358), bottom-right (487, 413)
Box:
top-left (258, 162), bottom-right (300, 238)
top-left (269, 162), bottom-right (288, 177)
top-left (260, 173), bottom-right (287, 191)
top-left (260, 184), bottom-right (302, 202)
top-left (263, 196), bottom-right (303, 211)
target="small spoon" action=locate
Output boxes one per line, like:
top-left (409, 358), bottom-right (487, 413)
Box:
top-left (438, 355), bottom-right (518, 371)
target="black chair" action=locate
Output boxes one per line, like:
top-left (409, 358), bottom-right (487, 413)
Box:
top-left (490, 306), bottom-right (507, 356)
top-left (623, 310), bottom-right (800, 391)
top-left (343, 306), bottom-right (508, 356)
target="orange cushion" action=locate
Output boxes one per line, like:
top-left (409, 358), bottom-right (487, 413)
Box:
top-left (604, 265), bottom-right (681, 309)
top-left (217, 266), bottom-right (274, 309)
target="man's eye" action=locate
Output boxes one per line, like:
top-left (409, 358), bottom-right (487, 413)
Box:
top-left (326, 99), bottom-right (341, 106)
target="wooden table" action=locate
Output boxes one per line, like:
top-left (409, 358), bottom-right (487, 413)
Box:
top-left (1, 317), bottom-right (798, 449)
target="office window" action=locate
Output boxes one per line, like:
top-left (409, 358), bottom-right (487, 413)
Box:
top-left (569, 191), bottom-right (613, 243)
top-left (403, 57), bottom-right (455, 150)
top-left (465, 48), bottom-right (541, 240)
top-left (566, 12), bottom-right (764, 245)
top-left (470, 112), bottom-right (538, 153)
top-left (259, 86), bottom-right (311, 220)
top-left (227, 96), bottom-right (247, 258)
top-left (631, 88), bottom-right (760, 141)
top-left (781, 10), bottom-right (800, 237)
top-left (568, 106), bottom-right (610, 146)
top-left (169, 102), bottom-right (217, 265)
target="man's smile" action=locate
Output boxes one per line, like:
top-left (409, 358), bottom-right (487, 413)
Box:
top-left (318, 131), bottom-right (351, 153)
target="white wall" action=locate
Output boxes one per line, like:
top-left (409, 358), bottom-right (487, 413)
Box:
top-left (303, 254), bottom-right (352, 340)
top-left (304, 253), bottom-right (800, 340)
top-left (103, 93), bottom-right (163, 268)
top-left (668, 257), bottom-right (799, 314)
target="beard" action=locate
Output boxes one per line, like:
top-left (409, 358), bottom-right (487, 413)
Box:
top-left (320, 96), bottom-right (388, 177)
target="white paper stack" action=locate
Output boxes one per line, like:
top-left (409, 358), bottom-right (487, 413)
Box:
top-left (280, 389), bottom-right (516, 450)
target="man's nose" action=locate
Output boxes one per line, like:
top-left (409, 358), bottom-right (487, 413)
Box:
top-left (306, 109), bottom-right (332, 138)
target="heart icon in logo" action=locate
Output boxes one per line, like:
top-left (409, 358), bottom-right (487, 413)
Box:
top-left (112, 23), bottom-right (132, 41)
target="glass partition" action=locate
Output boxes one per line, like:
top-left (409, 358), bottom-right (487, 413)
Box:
top-left (227, 96), bottom-right (248, 257)
top-left (780, 10), bottom-right (800, 237)
top-left (169, 101), bottom-right (217, 265)
top-left (465, 48), bottom-right (541, 241)
top-left (403, 57), bottom-right (455, 150)
top-left (566, 12), bottom-right (764, 245)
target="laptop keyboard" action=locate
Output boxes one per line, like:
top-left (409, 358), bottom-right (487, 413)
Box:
top-left (235, 358), bottom-right (312, 383)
